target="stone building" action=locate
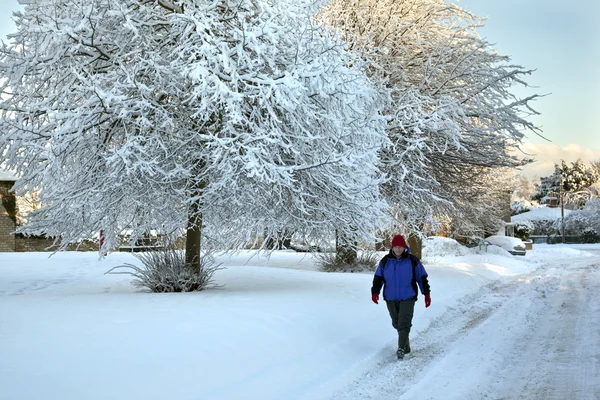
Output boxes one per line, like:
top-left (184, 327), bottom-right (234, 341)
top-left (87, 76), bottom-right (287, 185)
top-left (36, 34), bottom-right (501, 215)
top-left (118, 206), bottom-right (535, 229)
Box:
top-left (0, 171), bottom-right (18, 252)
top-left (0, 170), bottom-right (99, 252)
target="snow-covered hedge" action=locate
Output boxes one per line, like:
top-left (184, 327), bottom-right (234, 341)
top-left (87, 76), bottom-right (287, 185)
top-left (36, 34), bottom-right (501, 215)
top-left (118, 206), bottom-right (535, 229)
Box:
top-left (513, 220), bottom-right (535, 240)
top-left (562, 199), bottom-right (600, 240)
top-left (581, 227), bottom-right (600, 243)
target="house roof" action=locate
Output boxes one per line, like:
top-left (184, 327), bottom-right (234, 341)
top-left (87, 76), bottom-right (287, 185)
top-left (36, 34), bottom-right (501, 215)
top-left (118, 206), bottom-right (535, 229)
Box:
top-left (511, 205), bottom-right (572, 222)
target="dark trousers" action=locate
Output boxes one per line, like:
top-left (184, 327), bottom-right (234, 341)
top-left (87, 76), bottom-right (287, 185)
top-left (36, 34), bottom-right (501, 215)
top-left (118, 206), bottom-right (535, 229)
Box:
top-left (386, 299), bottom-right (416, 350)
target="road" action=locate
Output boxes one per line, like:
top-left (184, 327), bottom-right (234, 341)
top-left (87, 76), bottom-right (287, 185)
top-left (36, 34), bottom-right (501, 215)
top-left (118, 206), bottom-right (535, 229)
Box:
top-left (493, 250), bottom-right (600, 400)
top-left (331, 249), bottom-right (600, 400)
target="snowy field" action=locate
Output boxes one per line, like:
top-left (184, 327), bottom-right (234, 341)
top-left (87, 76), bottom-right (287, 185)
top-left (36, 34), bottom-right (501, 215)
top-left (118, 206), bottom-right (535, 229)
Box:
top-left (1, 240), bottom-right (600, 400)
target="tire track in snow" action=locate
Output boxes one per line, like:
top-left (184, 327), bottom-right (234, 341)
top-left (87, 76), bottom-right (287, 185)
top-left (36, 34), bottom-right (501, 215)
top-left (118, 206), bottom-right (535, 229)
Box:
top-left (329, 274), bottom-right (536, 400)
top-left (329, 259), bottom-right (595, 400)
top-left (492, 262), bottom-right (600, 400)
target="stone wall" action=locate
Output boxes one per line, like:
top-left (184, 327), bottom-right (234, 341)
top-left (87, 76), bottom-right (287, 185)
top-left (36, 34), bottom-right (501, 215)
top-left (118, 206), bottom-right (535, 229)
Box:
top-left (14, 235), bottom-right (54, 252)
top-left (0, 180), bottom-right (100, 253)
top-left (0, 181), bottom-right (17, 252)
top-left (14, 235), bottom-right (99, 252)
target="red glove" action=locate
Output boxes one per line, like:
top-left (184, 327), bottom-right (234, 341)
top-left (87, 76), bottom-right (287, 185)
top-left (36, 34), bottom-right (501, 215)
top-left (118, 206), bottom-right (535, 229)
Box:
top-left (371, 293), bottom-right (379, 304)
top-left (424, 294), bottom-right (431, 308)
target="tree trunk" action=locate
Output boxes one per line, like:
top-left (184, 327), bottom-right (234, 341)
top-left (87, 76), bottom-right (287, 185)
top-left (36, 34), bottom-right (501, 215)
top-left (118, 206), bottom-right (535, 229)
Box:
top-left (264, 230), bottom-right (292, 250)
top-left (407, 234), bottom-right (422, 260)
top-left (185, 197), bottom-right (202, 272)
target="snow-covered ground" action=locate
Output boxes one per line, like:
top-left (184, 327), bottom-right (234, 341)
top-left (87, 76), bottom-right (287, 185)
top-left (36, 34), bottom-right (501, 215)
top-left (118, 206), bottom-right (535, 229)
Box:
top-left (1, 240), bottom-right (600, 400)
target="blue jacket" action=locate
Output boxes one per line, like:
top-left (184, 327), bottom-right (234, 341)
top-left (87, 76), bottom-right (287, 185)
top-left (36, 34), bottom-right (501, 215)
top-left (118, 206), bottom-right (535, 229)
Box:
top-left (371, 248), bottom-right (430, 301)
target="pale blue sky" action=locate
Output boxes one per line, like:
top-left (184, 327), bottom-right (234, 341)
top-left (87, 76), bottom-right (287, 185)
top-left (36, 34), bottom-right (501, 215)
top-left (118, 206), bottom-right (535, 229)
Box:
top-left (1, 0), bottom-right (599, 177)
top-left (456, 0), bottom-right (600, 145)
top-left (454, 0), bottom-right (600, 176)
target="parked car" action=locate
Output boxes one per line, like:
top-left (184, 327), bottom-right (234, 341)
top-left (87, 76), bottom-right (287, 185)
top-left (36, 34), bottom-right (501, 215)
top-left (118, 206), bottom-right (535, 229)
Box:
top-left (289, 236), bottom-right (336, 253)
top-left (484, 235), bottom-right (527, 256)
top-left (289, 238), bottom-right (321, 252)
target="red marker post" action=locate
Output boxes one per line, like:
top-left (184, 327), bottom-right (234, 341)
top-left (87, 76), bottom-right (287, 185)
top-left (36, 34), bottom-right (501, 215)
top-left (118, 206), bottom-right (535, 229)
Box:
top-left (99, 229), bottom-right (106, 257)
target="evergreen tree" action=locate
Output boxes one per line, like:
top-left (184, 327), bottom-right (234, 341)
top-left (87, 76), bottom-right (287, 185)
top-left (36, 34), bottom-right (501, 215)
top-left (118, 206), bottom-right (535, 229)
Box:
top-left (531, 159), bottom-right (599, 208)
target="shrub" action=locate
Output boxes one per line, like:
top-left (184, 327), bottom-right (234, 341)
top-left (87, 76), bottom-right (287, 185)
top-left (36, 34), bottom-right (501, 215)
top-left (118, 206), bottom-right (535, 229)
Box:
top-left (318, 251), bottom-right (380, 273)
top-left (563, 200), bottom-right (600, 237)
top-left (581, 227), bottom-right (600, 244)
top-left (531, 219), bottom-right (558, 236)
top-left (547, 234), bottom-right (563, 244)
top-left (513, 220), bottom-right (534, 240)
top-left (106, 248), bottom-right (222, 292)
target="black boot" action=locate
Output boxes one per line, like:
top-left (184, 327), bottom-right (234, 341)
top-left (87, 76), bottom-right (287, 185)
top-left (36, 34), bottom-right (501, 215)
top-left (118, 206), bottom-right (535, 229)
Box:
top-left (404, 338), bottom-right (411, 354)
top-left (396, 347), bottom-right (405, 360)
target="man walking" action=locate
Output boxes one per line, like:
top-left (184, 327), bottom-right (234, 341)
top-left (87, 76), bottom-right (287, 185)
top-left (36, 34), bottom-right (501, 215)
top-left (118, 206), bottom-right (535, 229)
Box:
top-left (371, 234), bottom-right (431, 359)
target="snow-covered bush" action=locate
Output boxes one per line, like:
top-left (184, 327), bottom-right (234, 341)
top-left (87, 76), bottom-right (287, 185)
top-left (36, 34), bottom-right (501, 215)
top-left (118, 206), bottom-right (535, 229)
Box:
top-left (586, 197), bottom-right (600, 211)
top-left (317, 251), bottom-right (380, 273)
top-left (563, 199), bottom-right (600, 237)
top-left (531, 220), bottom-right (558, 236)
top-left (513, 220), bottom-right (534, 240)
top-left (106, 249), bottom-right (222, 292)
top-left (581, 227), bottom-right (600, 244)
top-left (563, 211), bottom-right (592, 236)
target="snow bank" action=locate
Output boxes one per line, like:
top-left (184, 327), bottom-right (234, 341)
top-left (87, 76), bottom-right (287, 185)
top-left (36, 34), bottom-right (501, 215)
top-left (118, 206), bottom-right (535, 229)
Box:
top-left (422, 236), bottom-right (507, 260)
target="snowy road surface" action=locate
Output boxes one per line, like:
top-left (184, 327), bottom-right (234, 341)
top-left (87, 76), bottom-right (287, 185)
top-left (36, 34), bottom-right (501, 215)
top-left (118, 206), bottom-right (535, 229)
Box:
top-left (500, 256), bottom-right (600, 400)
top-left (1, 244), bottom-right (600, 400)
top-left (331, 248), bottom-right (600, 400)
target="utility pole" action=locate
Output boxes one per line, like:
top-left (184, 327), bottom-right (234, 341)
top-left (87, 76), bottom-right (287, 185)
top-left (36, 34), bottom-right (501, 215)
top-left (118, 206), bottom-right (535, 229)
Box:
top-left (560, 177), bottom-right (565, 244)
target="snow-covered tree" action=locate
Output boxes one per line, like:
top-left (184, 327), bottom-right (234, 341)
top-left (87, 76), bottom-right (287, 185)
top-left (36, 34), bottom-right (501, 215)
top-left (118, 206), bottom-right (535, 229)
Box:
top-left (0, 0), bottom-right (388, 269)
top-left (512, 175), bottom-right (537, 202)
top-left (531, 159), bottom-right (599, 208)
top-left (592, 159), bottom-right (600, 175)
top-left (317, 0), bottom-right (541, 236)
top-left (558, 159), bottom-right (599, 192)
top-left (530, 171), bottom-right (562, 203)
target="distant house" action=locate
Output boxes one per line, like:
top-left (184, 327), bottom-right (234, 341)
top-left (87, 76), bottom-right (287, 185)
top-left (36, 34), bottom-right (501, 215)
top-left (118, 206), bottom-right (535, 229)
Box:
top-left (0, 170), bottom-right (18, 252)
top-left (539, 195), bottom-right (560, 208)
top-left (511, 205), bottom-right (573, 243)
top-left (0, 170), bottom-right (101, 253)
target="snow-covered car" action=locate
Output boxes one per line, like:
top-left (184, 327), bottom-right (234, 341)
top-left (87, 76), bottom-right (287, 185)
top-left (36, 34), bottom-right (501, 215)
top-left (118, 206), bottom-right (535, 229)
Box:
top-left (289, 236), bottom-right (336, 252)
top-left (289, 238), bottom-right (321, 252)
top-left (484, 235), bottom-right (527, 256)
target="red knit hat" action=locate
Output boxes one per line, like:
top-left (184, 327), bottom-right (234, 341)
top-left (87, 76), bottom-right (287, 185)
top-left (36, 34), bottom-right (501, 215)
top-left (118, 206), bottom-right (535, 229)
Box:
top-left (391, 235), bottom-right (407, 248)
